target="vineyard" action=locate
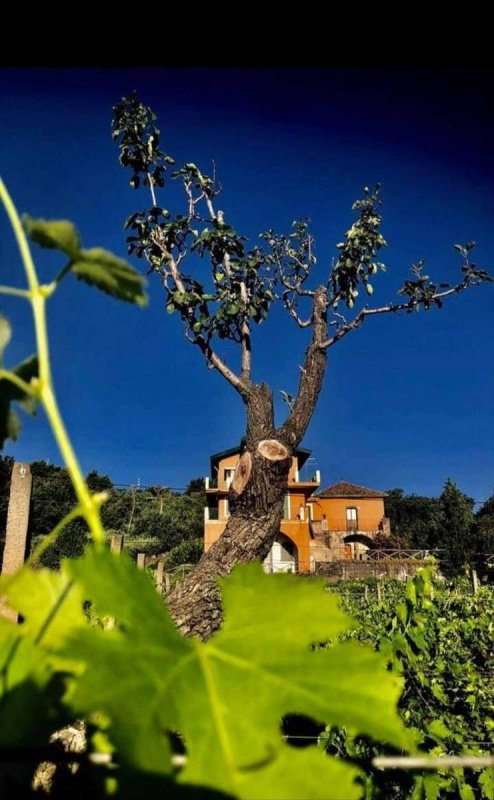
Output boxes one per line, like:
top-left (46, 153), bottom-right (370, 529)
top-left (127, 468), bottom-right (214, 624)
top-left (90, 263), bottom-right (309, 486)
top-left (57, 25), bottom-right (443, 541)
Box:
top-left (326, 575), bottom-right (494, 799)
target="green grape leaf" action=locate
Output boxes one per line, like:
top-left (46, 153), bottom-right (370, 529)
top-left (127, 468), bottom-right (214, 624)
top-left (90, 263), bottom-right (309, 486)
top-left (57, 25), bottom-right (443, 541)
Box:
top-left (0, 314), bottom-right (12, 364)
top-left (69, 248), bottom-right (148, 306)
top-left (237, 747), bottom-right (361, 800)
top-left (23, 215), bottom-right (81, 258)
top-left (423, 772), bottom-right (441, 800)
top-left (479, 767), bottom-right (494, 800)
top-left (0, 354), bottom-right (38, 448)
top-left (427, 719), bottom-right (449, 742)
top-left (459, 781), bottom-right (476, 800)
top-left (1, 561), bottom-right (86, 649)
top-left (60, 550), bottom-right (409, 798)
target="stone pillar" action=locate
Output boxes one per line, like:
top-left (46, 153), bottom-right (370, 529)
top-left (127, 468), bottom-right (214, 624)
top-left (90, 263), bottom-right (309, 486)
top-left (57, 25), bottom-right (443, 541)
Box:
top-left (137, 553), bottom-right (146, 569)
top-left (110, 533), bottom-right (124, 553)
top-left (156, 560), bottom-right (164, 592)
top-left (1, 462), bottom-right (32, 622)
top-left (381, 517), bottom-right (391, 536)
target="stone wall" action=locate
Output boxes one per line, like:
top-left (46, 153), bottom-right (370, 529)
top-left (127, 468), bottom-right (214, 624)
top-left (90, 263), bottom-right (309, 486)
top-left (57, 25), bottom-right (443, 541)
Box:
top-left (315, 559), bottom-right (429, 582)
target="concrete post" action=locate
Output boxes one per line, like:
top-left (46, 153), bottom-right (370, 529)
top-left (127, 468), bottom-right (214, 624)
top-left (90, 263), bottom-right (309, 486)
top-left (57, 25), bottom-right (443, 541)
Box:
top-left (156, 560), bottom-right (164, 592)
top-left (1, 462), bottom-right (32, 622)
top-left (110, 533), bottom-right (124, 554)
top-left (137, 553), bottom-right (146, 569)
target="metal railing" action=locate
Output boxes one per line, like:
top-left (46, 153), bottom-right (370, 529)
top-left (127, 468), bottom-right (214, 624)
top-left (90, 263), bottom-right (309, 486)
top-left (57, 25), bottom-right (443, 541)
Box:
top-left (366, 549), bottom-right (441, 561)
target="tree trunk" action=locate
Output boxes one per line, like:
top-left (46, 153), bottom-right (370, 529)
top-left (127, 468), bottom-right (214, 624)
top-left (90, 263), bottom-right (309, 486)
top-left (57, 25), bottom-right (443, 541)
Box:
top-left (168, 289), bottom-right (329, 640)
top-left (168, 384), bottom-right (293, 639)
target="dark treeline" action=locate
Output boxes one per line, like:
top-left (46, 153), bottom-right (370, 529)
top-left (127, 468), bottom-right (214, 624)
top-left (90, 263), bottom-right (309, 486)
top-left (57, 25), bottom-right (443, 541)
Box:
top-left (0, 456), bottom-right (204, 569)
top-left (384, 478), bottom-right (494, 575)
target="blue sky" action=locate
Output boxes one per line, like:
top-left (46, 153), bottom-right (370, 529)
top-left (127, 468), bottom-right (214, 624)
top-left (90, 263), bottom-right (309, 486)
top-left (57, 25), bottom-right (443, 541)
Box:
top-left (0, 68), bottom-right (493, 502)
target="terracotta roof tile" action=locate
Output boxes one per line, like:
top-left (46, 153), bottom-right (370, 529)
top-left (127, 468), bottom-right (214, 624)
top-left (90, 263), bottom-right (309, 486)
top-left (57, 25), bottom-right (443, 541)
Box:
top-left (316, 480), bottom-right (387, 498)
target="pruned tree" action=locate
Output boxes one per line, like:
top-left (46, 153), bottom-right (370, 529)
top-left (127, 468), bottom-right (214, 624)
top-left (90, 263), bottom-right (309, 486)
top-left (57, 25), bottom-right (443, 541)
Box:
top-left (112, 91), bottom-right (492, 639)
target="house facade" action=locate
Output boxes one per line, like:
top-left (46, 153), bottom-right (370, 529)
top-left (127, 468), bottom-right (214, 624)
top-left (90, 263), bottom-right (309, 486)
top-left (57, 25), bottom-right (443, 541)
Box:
top-left (308, 481), bottom-right (389, 565)
top-left (204, 445), bottom-right (390, 573)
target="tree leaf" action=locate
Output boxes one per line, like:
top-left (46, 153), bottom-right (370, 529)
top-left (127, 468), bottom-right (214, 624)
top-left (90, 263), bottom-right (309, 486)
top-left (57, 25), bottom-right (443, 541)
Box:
top-left (23, 216), bottom-right (81, 259)
top-left (60, 551), bottom-right (409, 798)
top-left (0, 355), bottom-right (38, 448)
top-left (69, 248), bottom-right (148, 306)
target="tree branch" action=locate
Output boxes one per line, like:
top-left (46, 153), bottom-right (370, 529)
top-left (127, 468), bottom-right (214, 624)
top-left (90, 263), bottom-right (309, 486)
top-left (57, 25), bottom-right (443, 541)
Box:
top-left (197, 337), bottom-right (247, 395)
top-left (240, 280), bottom-right (251, 381)
top-left (150, 229), bottom-right (246, 395)
top-left (320, 280), bottom-right (487, 349)
top-left (278, 287), bottom-right (328, 446)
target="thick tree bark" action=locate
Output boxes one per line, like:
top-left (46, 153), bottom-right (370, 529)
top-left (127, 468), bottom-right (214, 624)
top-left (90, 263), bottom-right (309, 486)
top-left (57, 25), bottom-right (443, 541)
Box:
top-left (167, 289), bottom-right (330, 640)
top-left (168, 385), bottom-right (292, 638)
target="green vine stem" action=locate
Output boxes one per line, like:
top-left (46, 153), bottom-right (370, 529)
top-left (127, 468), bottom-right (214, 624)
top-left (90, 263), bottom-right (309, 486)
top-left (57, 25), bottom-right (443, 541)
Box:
top-left (0, 178), bottom-right (105, 545)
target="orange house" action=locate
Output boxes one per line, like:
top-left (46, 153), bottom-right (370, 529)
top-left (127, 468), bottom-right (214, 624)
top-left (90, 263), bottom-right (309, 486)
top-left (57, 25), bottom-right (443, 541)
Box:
top-left (204, 446), bottom-right (390, 572)
top-left (308, 481), bottom-right (389, 564)
top-left (204, 444), bottom-right (320, 572)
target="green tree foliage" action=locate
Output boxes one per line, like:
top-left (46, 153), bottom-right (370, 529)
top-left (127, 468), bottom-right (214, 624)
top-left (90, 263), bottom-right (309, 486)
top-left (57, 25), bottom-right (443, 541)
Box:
top-left (384, 489), bottom-right (442, 549)
top-left (1, 457), bottom-right (203, 567)
top-left (165, 537), bottom-right (203, 568)
top-left (185, 477), bottom-right (206, 504)
top-left (436, 479), bottom-right (475, 576)
top-left (473, 491), bottom-right (494, 565)
top-left (102, 486), bottom-right (203, 555)
top-left (384, 484), bottom-right (491, 575)
top-left (28, 461), bottom-right (89, 567)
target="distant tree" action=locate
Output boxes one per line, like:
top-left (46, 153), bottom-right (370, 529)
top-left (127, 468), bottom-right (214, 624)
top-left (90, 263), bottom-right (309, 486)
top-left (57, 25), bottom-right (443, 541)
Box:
top-left (100, 487), bottom-right (141, 535)
top-left (384, 488), bottom-right (442, 548)
top-left (436, 478), bottom-right (475, 576)
top-left (165, 537), bottom-right (203, 569)
top-left (113, 92), bottom-right (492, 638)
top-left (473, 491), bottom-right (494, 565)
top-left (27, 461), bottom-right (87, 568)
top-left (476, 491), bottom-right (494, 520)
top-left (133, 493), bottom-right (203, 551)
top-left (86, 469), bottom-right (113, 493)
top-left (18, 461), bottom-right (113, 569)
top-left (185, 477), bottom-right (206, 497)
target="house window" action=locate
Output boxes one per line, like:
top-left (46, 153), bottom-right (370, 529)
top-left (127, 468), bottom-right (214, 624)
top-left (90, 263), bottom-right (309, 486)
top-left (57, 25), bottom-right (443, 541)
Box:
top-left (283, 494), bottom-right (290, 519)
top-left (224, 468), bottom-right (235, 489)
top-left (346, 507), bottom-right (358, 532)
top-left (224, 499), bottom-right (230, 518)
